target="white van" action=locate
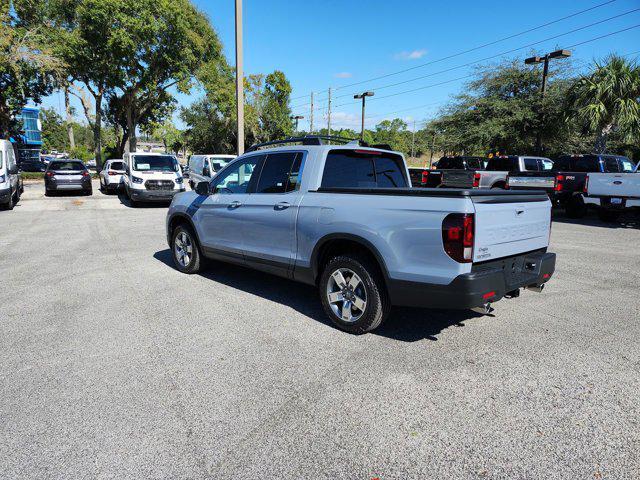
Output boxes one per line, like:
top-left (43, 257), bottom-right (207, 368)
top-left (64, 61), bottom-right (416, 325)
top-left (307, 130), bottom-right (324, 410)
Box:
top-left (188, 154), bottom-right (235, 189)
top-left (0, 139), bottom-right (23, 210)
top-left (122, 152), bottom-right (185, 206)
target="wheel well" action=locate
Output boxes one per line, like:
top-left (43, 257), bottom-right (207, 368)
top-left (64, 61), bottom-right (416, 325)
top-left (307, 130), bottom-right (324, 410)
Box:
top-left (315, 238), bottom-right (388, 288)
top-left (168, 215), bottom-right (195, 241)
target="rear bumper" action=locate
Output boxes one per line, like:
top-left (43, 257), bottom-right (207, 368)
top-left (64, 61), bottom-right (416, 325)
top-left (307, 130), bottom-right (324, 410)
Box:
top-left (584, 195), bottom-right (640, 210)
top-left (389, 250), bottom-right (556, 310)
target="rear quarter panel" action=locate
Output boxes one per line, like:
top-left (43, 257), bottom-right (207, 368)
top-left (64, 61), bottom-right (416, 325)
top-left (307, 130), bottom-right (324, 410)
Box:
top-left (295, 193), bottom-right (475, 285)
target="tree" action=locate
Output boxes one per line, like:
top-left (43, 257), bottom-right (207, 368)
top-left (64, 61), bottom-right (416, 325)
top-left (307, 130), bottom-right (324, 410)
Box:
top-left (568, 55), bottom-right (640, 153)
top-left (151, 119), bottom-right (184, 155)
top-left (258, 71), bottom-right (293, 141)
top-left (40, 107), bottom-right (67, 151)
top-left (108, 0), bottom-right (223, 153)
top-left (0, 1), bottom-right (63, 137)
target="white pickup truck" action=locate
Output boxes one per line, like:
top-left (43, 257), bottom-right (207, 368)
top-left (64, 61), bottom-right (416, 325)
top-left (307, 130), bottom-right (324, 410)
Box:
top-left (166, 136), bottom-right (556, 334)
top-left (584, 171), bottom-right (640, 221)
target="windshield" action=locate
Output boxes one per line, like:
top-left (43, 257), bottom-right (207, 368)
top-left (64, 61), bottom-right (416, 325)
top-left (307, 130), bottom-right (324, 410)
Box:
top-left (210, 157), bottom-right (233, 171)
top-left (50, 161), bottom-right (85, 171)
top-left (133, 155), bottom-right (178, 172)
top-left (619, 158), bottom-right (635, 172)
top-left (110, 161), bottom-right (125, 171)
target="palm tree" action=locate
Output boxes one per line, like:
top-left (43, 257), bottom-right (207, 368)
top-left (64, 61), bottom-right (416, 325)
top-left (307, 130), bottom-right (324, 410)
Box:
top-left (568, 55), bottom-right (640, 153)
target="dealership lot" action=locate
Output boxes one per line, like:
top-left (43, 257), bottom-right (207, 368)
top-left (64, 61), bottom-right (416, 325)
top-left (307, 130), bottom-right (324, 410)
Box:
top-left (1, 182), bottom-right (639, 479)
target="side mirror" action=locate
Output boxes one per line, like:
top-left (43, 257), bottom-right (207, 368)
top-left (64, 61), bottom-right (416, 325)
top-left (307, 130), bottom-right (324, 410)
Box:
top-left (203, 167), bottom-right (211, 177)
top-left (8, 166), bottom-right (19, 175)
top-left (195, 181), bottom-right (210, 196)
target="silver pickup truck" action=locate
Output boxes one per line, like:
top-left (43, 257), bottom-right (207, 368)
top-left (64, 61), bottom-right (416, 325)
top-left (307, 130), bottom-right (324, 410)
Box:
top-left (166, 137), bottom-right (556, 334)
top-left (584, 171), bottom-right (640, 221)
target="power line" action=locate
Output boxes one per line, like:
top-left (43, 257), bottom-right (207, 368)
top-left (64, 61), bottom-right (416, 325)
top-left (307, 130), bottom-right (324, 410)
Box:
top-left (332, 7), bottom-right (640, 101)
top-left (295, 20), bottom-right (640, 116)
top-left (289, 0), bottom-right (618, 101)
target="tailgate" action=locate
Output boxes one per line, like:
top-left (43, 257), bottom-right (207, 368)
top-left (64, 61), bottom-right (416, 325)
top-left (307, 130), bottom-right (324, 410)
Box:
top-left (472, 196), bottom-right (551, 262)
top-left (587, 173), bottom-right (640, 198)
top-left (442, 170), bottom-right (474, 188)
top-left (508, 174), bottom-right (555, 190)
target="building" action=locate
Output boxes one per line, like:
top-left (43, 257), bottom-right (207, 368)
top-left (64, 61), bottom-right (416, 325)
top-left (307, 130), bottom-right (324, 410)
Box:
top-left (15, 107), bottom-right (42, 165)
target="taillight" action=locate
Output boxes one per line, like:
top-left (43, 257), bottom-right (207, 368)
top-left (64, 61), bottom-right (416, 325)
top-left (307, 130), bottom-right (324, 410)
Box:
top-left (442, 213), bottom-right (474, 263)
top-left (82, 170), bottom-right (89, 177)
top-left (554, 174), bottom-right (564, 192)
top-left (473, 173), bottom-right (481, 188)
top-left (421, 170), bottom-right (429, 184)
top-left (108, 170), bottom-right (118, 176)
top-left (46, 171), bottom-right (55, 177)
top-left (583, 175), bottom-right (589, 193)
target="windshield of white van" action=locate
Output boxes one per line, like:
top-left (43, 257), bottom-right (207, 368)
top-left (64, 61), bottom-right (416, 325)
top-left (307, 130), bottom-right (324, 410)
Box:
top-left (133, 155), bottom-right (178, 172)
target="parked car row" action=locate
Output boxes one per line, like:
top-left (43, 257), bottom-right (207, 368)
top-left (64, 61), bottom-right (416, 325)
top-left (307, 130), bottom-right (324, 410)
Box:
top-left (412, 153), bottom-right (640, 221)
top-left (166, 136), bottom-right (556, 334)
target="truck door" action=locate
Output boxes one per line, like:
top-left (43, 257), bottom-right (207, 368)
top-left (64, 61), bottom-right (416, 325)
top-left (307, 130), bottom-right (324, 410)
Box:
top-left (240, 151), bottom-right (305, 276)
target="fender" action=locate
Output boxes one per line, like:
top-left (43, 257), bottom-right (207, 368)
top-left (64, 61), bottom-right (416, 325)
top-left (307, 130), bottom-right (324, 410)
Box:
top-left (166, 212), bottom-right (202, 247)
top-left (308, 232), bottom-right (392, 286)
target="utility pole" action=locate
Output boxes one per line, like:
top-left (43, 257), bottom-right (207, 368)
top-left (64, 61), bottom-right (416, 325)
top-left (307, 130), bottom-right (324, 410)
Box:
top-left (525, 49), bottom-right (571, 155)
top-left (354, 91), bottom-right (374, 142)
top-left (235, 0), bottom-right (244, 155)
top-left (411, 120), bottom-right (416, 160)
top-left (327, 87), bottom-right (332, 137)
top-left (309, 92), bottom-right (314, 134)
top-left (429, 133), bottom-right (436, 169)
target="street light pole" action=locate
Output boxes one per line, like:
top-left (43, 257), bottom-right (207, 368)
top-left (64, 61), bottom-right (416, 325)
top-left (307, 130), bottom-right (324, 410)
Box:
top-left (292, 115), bottom-right (304, 133)
top-left (235, 0), bottom-right (244, 155)
top-left (525, 49), bottom-right (571, 154)
top-left (354, 91), bottom-right (374, 141)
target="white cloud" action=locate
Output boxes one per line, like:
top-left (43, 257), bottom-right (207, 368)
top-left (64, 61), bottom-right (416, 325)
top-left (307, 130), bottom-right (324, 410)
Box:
top-left (326, 111), bottom-right (361, 130)
top-left (395, 49), bottom-right (427, 61)
top-left (334, 72), bottom-right (353, 78)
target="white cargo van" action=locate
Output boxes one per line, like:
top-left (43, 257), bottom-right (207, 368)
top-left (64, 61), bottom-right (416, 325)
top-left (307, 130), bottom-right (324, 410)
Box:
top-left (187, 154), bottom-right (235, 189)
top-left (0, 139), bottom-right (23, 210)
top-left (122, 152), bottom-right (185, 206)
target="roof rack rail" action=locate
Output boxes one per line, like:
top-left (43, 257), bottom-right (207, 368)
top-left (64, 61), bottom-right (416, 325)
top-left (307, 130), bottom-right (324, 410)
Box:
top-left (246, 135), bottom-right (394, 152)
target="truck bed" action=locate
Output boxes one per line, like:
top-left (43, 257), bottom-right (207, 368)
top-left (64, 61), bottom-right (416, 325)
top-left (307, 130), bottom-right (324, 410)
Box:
top-left (314, 186), bottom-right (548, 202)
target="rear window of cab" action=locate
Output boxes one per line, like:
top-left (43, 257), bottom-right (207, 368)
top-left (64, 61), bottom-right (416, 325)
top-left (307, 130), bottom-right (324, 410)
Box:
top-left (321, 149), bottom-right (408, 188)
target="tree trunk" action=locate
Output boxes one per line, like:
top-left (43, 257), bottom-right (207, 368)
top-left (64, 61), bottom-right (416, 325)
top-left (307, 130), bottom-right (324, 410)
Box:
top-left (93, 92), bottom-right (103, 170)
top-left (594, 124), bottom-right (613, 154)
top-left (64, 87), bottom-right (75, 150)
top-left (126, 101), bottom-right (137, 153)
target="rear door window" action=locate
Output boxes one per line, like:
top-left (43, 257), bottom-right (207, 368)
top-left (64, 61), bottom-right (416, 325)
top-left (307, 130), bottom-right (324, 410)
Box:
top-left (50, 161), bottom-right (84, 171)
top-left (110, 161), bottom-right (124, 171)
top-left (321, 150), bottom-right (407, 188)
top-left (486, 157), bottom-right (516, 171)
top-left (523, 158), bottom-right (539, 171)
top-left (572, 156), bottom-right (601, 172)
top-left (255, 152), bottom-right (303, 193)
top-left (540, 159), bottom-right (554, 171)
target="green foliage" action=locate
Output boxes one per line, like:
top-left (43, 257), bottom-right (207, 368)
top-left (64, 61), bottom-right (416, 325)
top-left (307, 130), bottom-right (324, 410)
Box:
top-left (69, 145), bottom-right (93, 161)
top-left (568, 55), bottom-right (640, 153)
top-left (40, 107), bottom-right (67, 151)
top-left (0, 1), bottom-right (64, 137)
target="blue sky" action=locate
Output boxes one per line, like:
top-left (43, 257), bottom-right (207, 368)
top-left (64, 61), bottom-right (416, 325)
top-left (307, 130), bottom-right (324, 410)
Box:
top-left (41, 0), bottom-right (640, 132)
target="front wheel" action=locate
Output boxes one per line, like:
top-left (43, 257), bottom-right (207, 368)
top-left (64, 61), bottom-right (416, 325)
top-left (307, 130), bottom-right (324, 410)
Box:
top-left (1, 190), bottom-right (14, 210)
top-left (171, 225), bottom-right (203, 274)
top-left (319, 254), bottom-right (390, 334)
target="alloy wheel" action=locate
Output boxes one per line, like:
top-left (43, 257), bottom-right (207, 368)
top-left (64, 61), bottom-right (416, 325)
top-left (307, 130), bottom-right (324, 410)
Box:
top-left (326, 268), bottom-right (367, 323)
top-left (174, 231), bottom-right (193, 267)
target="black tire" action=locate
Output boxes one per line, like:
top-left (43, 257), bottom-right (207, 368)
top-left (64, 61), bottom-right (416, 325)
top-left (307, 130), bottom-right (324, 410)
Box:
top-left (171, 225), bottom-right (203, 274)
top-left (84, 188), bottom-right (93, 196)
top-left (45, 188), bottom-right (52, 197)
top-left (491, 183), bottom-right (506, 190)
top-left (319, 253), bottom-right (390, 334)
top-left (597, 209), bottom-right (620, 222)
top-left (565, 195), bottom-right (586, 219)
top-left (1, 189), bottom-right (14, 210)
top-left (99, 180), bottom-right (105, 193)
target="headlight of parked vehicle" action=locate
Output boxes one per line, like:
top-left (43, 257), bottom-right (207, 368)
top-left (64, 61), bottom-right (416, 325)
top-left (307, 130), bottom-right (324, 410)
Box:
top-left (132, 176), bottom-right (144, 184)
top-left (175, 177), bottom-right (183, 184)
top-left (0, 174), bottom-right (5, 183)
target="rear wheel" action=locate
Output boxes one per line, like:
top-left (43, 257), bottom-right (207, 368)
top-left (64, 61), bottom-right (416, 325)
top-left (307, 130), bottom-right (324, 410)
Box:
top-left (319, 253), bottom-right (390, 334)
top-left (565, 195), bottom-right (586, 218)
top-left (171, 225), bottom-right (203, 274)
top-left (1, 189), bottom-right (14, 210)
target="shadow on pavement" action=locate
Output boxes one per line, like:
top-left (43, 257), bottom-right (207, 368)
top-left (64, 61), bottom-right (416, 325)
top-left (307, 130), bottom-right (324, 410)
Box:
top-left (552, 207), bottom-right (640, 230)
top-left (154, 248), bottom-right (483, 342)
top-left (117, 191), bottom-right (171, 209)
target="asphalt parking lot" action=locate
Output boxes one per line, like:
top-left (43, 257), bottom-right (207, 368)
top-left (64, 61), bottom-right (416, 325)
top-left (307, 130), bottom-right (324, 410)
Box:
top-left (1, 181), bottom-right (639, 479)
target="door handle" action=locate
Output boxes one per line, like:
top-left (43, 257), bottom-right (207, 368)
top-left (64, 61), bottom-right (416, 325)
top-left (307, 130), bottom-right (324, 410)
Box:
top-left (228, 200), bottom-right (242, 209)
top-left (274, 201), bottom-right (291, 211)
